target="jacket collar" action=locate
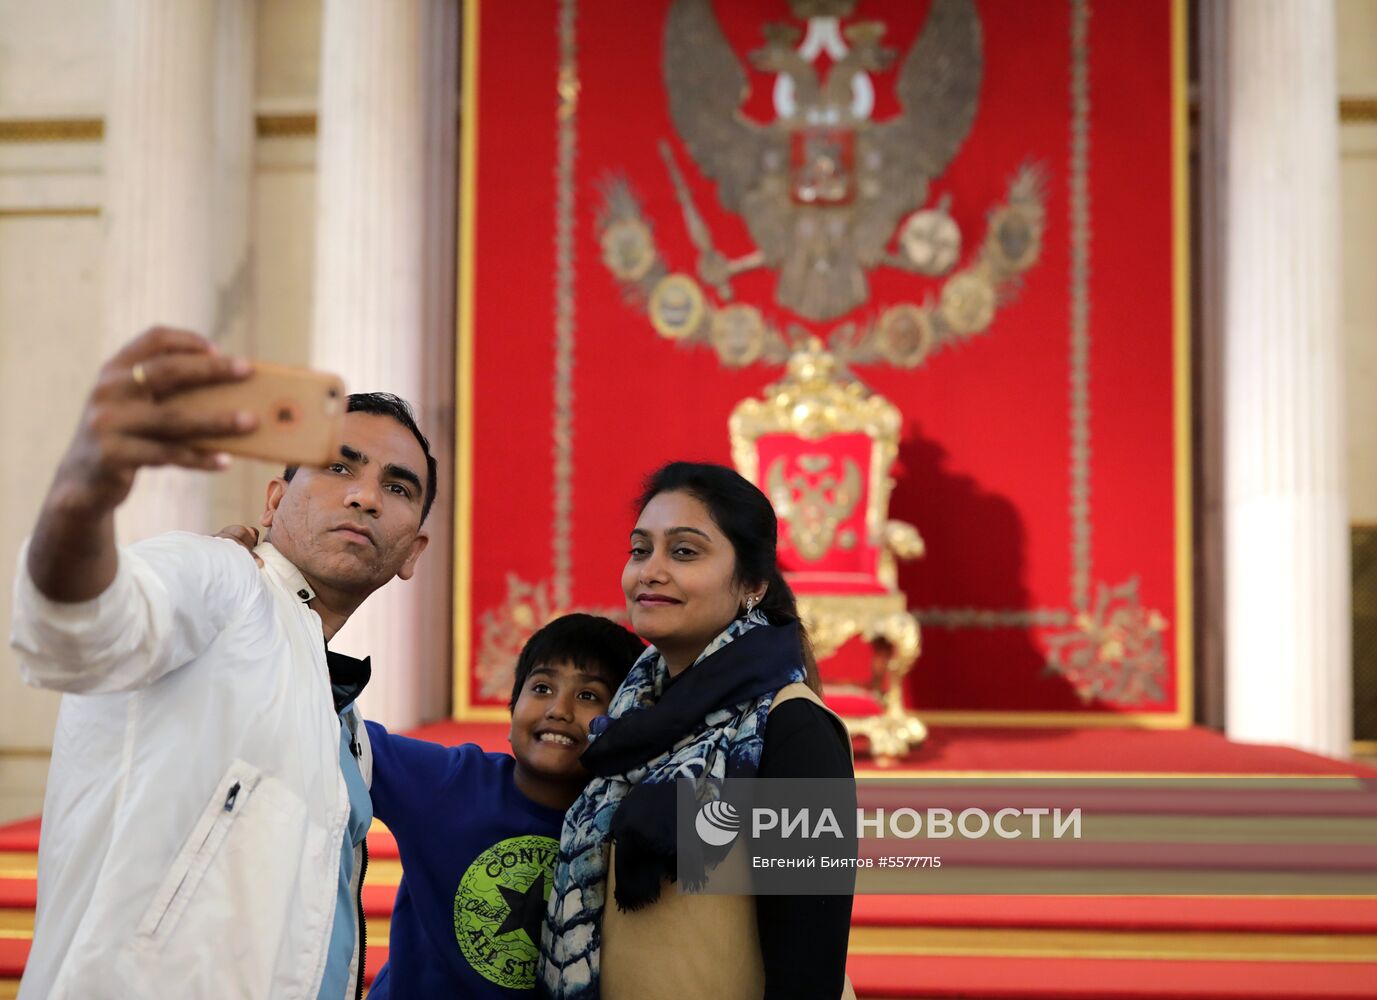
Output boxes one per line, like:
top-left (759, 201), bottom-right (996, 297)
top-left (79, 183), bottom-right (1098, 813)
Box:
top-left (254, 541), bottom-right (316, 604)
top-left (253, 541), bottom-right (371, 710)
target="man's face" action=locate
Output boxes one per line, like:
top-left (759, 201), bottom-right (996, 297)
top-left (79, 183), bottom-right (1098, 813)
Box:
top-left (261, 411), bottom-right (429, 598)
top-left (508, 660), bottom-right (614, 784)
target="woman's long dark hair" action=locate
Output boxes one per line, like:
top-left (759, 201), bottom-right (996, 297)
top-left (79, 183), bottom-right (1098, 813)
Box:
top-left (635, 461), bottom-right (822, 693)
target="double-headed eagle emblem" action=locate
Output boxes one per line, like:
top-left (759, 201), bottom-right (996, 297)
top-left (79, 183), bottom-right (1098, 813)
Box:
top-left (598, 0), bottom-right (1047, 370)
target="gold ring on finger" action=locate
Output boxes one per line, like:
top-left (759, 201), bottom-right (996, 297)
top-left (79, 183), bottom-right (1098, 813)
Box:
top-left (131, 362), bottom-right (150, 395)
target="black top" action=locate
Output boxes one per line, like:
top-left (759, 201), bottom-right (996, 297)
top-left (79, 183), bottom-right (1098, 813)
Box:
top-left (755, 698), bottom-right (856, 1000)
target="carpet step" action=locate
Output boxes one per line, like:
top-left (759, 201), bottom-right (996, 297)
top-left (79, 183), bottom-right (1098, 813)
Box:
top-left (850, 896), bottom-right (1377, 934)
top-left (4, 715), bottom-right (1376, 998)
top-left (845, 953), bottom-right (1377, 999)
top-left (7, 915), bottom-right (1371, 999)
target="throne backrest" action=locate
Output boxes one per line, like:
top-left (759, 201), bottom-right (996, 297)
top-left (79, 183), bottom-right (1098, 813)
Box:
top-left (730, 346), bottom-right (903, 596)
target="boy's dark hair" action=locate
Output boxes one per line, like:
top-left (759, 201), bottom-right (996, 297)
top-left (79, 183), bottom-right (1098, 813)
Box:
top-left (282, 392), bottom-right (439, 523)
top-left (508, 613), bottom-right (645, 709)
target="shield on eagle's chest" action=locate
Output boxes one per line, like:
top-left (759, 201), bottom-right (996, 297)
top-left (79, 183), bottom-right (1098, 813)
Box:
top-left (791, 128), bottom-right (856, 206)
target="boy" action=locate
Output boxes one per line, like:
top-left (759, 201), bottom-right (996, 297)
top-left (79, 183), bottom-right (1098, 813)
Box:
top-left (365, 613), bottom-right (644, 998)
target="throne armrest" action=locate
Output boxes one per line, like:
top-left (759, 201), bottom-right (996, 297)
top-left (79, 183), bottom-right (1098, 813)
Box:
top-left (884, 520), bottom-right (925, 561)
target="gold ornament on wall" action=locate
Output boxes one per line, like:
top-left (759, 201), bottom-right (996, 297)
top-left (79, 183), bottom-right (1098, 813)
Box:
top-left (711, 305), bottom-right (767, 367)
top-left (648, 273), bottom-right (707, 339)
top-left (874, 304), bottom-right (935, 369)
top-left (601, 217), bottom-right (656, 281)
top-left (898, 194), bottom-right (962, 276)
top-left (593, 0), bottom-right (1047, 375)
top-left (1044, 578), bottom-right (1170, 705)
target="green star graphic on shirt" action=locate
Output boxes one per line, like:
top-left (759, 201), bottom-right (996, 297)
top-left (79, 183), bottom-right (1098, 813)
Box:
top-left (494, 871), bottom-right (546, 945)
top-left (454, 834), bottom-right (558, 990)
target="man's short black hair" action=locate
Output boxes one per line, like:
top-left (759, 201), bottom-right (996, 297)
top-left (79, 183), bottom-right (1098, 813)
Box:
top-left (508, 613), bottom-right (644, 710)
top-left (283, 392), bottom-right (439, 523)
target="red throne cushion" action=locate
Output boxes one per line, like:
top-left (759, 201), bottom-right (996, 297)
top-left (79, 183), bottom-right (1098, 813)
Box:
top-left (821, 688), bottom-right (884, 717)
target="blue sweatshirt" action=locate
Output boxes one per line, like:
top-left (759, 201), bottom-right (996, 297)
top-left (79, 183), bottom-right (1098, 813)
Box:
top-left (365, 722), bottom-right (567, 999)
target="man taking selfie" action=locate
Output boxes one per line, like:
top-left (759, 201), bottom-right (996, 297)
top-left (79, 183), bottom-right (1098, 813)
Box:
top-left (9, 327), bottom-right (435, 1000)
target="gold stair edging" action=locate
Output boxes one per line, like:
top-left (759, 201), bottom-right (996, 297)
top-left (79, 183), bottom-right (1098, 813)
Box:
top-left (846, 925), bottom-right (1377, 963)
top-left (365, 859), bottom-right (403, 886)
top-left (0, 854), bottom-right (36, 881)
top-left (0, 910), bottom-right (33, 940)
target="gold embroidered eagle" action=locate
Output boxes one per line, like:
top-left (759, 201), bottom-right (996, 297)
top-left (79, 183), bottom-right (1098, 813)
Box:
top-left (663, 0), bottom-right (984, 323)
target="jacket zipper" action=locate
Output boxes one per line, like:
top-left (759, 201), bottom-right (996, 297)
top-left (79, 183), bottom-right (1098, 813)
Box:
top-left (149, 780), bottom-right (244, 938)
top-left (351, 731), bottom-right (367, 1000)
top-left (354, 838), bottom-right (368, 1000)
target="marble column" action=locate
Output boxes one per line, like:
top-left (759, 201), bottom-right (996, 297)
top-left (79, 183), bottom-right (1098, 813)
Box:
top-left (104, 0), bottom-right (218, 542)
top-left (208, 0), bottom-right (261, 531)
top-left (313, 0), bottom-right (459, 729)
top-left (416, 0), bottom-right (462, 721)
top-left (1213, 0), bottom-right (1351, 756)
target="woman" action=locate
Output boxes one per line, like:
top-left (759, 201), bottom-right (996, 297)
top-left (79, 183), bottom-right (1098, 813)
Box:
top-left (540, 462), bottom-right (856, 1000)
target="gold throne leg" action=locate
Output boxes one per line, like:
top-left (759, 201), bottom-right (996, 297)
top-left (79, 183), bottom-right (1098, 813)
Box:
top-left (847, 612), bottom-right (926, 762)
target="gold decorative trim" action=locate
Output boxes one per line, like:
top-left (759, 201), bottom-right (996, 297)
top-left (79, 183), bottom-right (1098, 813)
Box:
top-left (0, 207), bottom-right (99, 218)
top-left (453, 0), bottom-right (482, 719)
top-left (255, 113), bottom-right (317, 138)
top-left (916, 607), bottom-right (1070, 629)
top-left (0, 852), bottom-right (37, 880)
top-left (1068, 0), bottom-right (1092, 612)
top-left (0, 118), bottom-right (102, 142)
top-left (916, 708), bottom-right (1195, 728)
top-left (0, 912), bottom-right (32, 936)
top-left (549, 0), bottom-right (578, 609)
top-left (361, 858), bottom-right (403, 886)
top-left (1340, 98), bottom-right (1377, 123)
top-left (846, 925), bottom-right (1377, 963)
top-left (1170, 0), bottom-right (1195, 727)
top-left (0, 114), bottom-right (318, 143)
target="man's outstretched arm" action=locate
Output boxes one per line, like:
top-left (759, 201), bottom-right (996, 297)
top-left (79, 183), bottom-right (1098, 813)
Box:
top-left (28, 326), bottom-right (255, 602)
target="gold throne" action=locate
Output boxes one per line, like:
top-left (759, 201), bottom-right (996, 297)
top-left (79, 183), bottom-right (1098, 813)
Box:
top-left (730, 343), bottom-right (927, 758)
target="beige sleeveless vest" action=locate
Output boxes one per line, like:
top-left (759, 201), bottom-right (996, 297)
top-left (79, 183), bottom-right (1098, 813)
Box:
top-left (599, 683), bottom-right (857, 1000)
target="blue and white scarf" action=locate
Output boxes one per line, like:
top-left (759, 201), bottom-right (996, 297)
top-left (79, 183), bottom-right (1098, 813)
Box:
top-left (538, 612), bottom-right (805, 999)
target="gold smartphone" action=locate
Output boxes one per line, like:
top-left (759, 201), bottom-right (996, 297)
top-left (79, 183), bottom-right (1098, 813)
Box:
top-left (170, 362), bottom-right (347, 467)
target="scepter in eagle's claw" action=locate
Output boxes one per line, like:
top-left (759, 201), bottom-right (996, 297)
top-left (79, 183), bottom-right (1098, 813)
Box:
top-left (659, 139), bottom-right (764, 301)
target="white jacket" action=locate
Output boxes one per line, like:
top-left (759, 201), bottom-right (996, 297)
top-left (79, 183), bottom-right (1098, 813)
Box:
top-left (9, 535), bottom-right (373, 1000)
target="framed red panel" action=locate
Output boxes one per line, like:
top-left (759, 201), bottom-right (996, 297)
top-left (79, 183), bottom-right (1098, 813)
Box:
top-left (454, 0), bottom-right (1191, 725)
